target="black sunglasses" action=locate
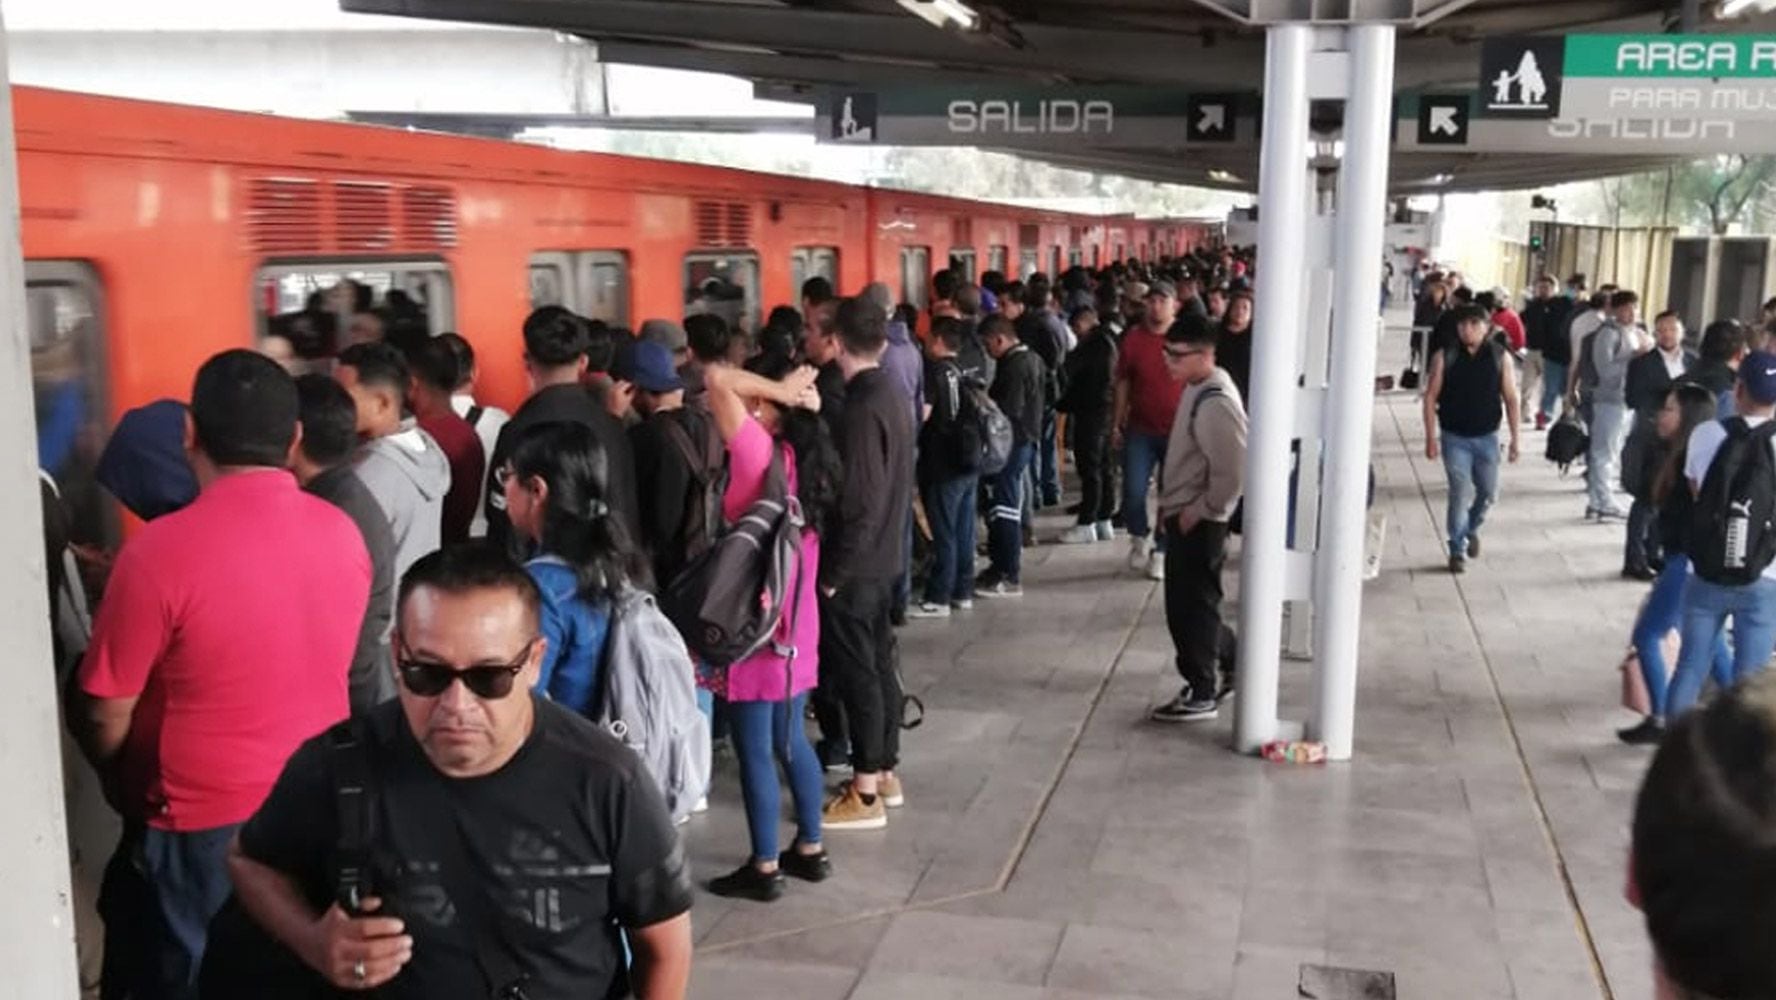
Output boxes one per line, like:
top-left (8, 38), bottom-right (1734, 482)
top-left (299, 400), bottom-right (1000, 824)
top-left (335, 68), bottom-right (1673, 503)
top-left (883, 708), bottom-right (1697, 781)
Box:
top-left (395, 638), bottom-right (536, 700)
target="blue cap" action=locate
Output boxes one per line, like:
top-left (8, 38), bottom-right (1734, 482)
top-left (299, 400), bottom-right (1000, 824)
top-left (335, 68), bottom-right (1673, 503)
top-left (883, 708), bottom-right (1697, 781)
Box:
top-left (1743, 350), bottom-right (1776, 405)
top-left (628, 339), bottom-right (684, 394)
top-left (96, 399), bottom-right (199, 521)
top-left (980, 288), bottom-right (1000, 314)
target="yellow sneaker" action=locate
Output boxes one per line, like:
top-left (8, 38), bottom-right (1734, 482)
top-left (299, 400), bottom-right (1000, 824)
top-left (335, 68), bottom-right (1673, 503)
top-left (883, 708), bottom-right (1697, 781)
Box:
top-left (880, 774), bottom-right (905, 809)
top-left (822, 783), bottom-right (887, 830)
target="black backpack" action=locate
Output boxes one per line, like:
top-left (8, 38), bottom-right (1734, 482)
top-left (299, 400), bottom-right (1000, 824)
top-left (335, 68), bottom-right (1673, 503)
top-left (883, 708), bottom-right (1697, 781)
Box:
top-left (656, 408), bottom-right (728, 565)
top-left (1691, 418), bottom-right (1776, 586)
top-left (660, 445), bottom-right (805, 669)
top-left (964, 383), bottom-right (1014, 476)
top-left (1545, 413), bottom-right (1588, 474)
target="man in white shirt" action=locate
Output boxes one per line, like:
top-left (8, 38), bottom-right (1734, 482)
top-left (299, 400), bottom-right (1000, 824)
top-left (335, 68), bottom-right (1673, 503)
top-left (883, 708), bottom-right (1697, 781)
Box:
top-left (1584, 290), bottom-right (1647, 522)
top-left (439, 333), bottom-right (510, 538)
top-left (1565, 287), bottom-right (1616, 414)
top-left (1667, 351), bottom-right (1776, 718)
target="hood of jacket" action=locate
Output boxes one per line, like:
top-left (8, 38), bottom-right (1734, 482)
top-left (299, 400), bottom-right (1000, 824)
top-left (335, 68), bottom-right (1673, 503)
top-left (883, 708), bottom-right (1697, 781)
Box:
top-left (360, 421), bottom-right (451, 503)
top-left (887, 318), bottom-right (914, 347)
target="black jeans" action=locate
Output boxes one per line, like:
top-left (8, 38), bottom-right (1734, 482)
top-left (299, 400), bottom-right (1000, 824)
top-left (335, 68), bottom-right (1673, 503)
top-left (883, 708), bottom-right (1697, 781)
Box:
top-left (1164, 519), bottom-right (1232, 702)
top-left (1625, 496), bottom-right (1662, 574)
top-left (820, 578), bottom-right (903, 774)
top-left (1072, 414), bottom-right (1116, 525)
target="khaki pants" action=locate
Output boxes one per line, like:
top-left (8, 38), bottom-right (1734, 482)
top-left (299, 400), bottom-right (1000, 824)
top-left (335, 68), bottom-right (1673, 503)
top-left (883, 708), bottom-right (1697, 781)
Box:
top-left (1519, 349), bottom-right (1545, 420)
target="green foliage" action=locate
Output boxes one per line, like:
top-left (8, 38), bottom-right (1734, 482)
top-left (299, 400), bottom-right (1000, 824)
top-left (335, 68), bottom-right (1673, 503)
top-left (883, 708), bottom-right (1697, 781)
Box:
top-left (1554, 156), bottom-right (1776, 233)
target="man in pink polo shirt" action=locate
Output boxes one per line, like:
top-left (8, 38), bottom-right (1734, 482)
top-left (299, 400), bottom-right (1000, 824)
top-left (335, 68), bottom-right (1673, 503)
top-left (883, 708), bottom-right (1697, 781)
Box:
top-left (1113, 280), bottom-right (1184, 581)
top-left (71, 349), bottom-right (370, 1000)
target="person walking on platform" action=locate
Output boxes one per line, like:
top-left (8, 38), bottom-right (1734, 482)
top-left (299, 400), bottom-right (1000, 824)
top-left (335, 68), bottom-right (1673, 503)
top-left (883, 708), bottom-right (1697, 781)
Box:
top-left (1423, 305), bottom-right (1523, 574)
top-left (1622, 311), bottom-right (1696, 580)
top-left (1149, 314), bottom-right (1247, 723)
top-left (1114, 281), bottom-right (1183, 580)
top-left (1584, 290), bottom-right (1647, 522)
top-left (1520, 274), bottom-right (1570, 428)
top-left (1665, 352), bottom-right (1776, 718)
top-left (72, 351), bottom-right (370, 1000)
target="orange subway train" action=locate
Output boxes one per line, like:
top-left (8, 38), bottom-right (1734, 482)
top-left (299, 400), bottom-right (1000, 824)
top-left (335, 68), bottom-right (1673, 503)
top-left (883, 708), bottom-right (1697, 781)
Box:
top-left (15, 85), bottom-right (1217, 541)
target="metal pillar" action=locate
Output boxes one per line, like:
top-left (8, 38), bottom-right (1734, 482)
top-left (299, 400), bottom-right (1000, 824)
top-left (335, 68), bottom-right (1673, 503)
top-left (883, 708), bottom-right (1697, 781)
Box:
top-left (1233, 23), bottom-right (1312, 755)
top-left (1309, 23), bottom-right (1396, 761)
top-left (0, 4), bottom-right (82, 993)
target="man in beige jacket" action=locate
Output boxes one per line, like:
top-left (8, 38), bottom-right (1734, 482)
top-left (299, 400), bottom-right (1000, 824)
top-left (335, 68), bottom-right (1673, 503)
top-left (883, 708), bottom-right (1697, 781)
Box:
top-left (1150, 312), bottom-right (1250, 723)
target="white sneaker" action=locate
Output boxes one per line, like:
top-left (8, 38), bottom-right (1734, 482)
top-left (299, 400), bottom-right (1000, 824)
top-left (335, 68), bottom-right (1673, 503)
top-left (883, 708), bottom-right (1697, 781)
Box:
top-left (1128, 537), bottom-right (1151, 573)
top-left (951, 599), bottom-right (975, 611)
top-left (1059, 524), bottom-right (1098, 545)
top-left (1145, 550), bottom-right (1165, 581)
top-left (906, 601), bottom-right (952, 620)
top-left (1094, 520), bottom-right (1116, 541)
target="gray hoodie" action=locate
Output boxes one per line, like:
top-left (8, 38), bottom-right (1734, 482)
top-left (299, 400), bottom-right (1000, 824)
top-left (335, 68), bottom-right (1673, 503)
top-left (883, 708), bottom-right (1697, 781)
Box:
top-left (353, 421), bottom-right (451, 582)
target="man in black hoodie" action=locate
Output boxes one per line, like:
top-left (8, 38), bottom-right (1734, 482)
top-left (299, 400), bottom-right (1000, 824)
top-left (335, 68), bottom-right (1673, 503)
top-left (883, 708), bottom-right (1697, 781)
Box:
top-left (483, 307), bottom-right (641, 552)
top-left (978, 315), bottom-right (1045, 598)
top-left (1692, 319), bottom-right (1748, 418)
top-left (1057, 305), bottom-right (1117, 545)
top-left (908, 318), bottom-right (980, 620)
top-left (820, 296), bottom-right (916, 832)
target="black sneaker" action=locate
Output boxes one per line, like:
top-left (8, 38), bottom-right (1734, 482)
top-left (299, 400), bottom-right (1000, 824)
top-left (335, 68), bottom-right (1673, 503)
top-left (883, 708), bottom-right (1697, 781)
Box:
top-left (1150, 692), bottom-right (1219, 723)
top-left (1214, 674), bottom-right (1237, 704)
top-left (1449, 555), bottom-right (1467, 575)
top-left (707, 864), bottom-right (786, 902)
top-left (1616, 718), bottom-right (1665, 746)
top-left (778, 847), bottom-right (833, 883)
top-left (1622, 566), bottom-right (1657, 582)
top-left (1467, 535), bottom-right (1481, 559)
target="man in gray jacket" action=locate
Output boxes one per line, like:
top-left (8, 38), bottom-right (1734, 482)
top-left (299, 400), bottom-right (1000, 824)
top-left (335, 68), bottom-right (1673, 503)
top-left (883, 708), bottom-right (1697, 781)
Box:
top-left (336, 341), bottom-right (452, 581)
top-left (1585, 289), bottom-right (1646, 522)
top-left (1150, 313), bottom-right (1249, 724)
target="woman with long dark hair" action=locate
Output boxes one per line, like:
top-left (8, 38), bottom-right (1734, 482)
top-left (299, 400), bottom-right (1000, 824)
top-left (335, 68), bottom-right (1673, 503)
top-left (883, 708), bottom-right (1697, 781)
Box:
top-left (501, 420), bottom-right (651, 714)
top-left (1618, 382), bottom-right (1733, 745)
top-left (701, 356), bottom-right (841, 902)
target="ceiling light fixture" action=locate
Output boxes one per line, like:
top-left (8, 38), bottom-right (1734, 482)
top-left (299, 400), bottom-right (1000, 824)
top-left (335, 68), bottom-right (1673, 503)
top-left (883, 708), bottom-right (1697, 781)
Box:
top-left (896, 0), bottom-right (982, 31)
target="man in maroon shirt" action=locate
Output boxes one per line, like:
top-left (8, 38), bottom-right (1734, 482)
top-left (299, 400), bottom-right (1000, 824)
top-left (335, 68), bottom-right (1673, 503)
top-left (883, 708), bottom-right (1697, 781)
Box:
top-left (408, 338), bottom-right (486, 545)
top-left (1113, 281), bottom-right (1183, 581)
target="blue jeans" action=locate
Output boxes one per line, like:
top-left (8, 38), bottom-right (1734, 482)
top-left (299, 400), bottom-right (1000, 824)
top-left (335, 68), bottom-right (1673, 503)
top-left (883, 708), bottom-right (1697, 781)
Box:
top-left (1588, 400), bottom-right (1629, 513)
top-left (1121, 430), bottom-right (1168, 542)
top-left (1039, 409), bottom-right (1060, 503)
top-left (1667, 574), bottom-right (1776, 717)
top-left (1540, 360), bottom-right (1568, 419)
top-left (989, 442), bottom-right (1034, 583)
top-left (1633, 555), bottom-right (1732, 719)
top-left (923, 473), bottom-right (979, 604)
top-left (100, 822), bottom-right (240, 1000)
top-left (730, 693), bottom-right (824, 863)
top-left (1441, 431), bottom-right (1500, 558)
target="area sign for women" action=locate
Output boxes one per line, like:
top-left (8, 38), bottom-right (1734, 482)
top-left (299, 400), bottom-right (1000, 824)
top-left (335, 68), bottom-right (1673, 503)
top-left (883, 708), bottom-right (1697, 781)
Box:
top-left (1483, 34), bottom-right (1776, 122)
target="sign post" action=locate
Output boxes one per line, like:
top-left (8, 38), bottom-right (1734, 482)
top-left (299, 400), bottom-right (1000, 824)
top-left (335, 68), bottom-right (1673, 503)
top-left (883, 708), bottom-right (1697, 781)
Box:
top-left (816, 87), bottom-right (1254, 150)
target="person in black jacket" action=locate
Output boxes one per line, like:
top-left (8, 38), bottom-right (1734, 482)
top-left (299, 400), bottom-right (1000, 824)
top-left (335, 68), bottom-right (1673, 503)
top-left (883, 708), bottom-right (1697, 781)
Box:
top-left (483, 307), bottom-right (641, 554)
top-left (1017, 274), bottom-right (1070, 509)
top-left (978, 315), bottom-right (1043, 598)
top-left (1058, 305), bottom-right (1117, 545)
top-left (820, 296), bottom-right (916, 832)
top-left (908, 318), bottom-right (980, 620)
top-left (1621, 311), bottom-right (1698, 580)
top-left (1520, 274), bottom-right (1570, 428)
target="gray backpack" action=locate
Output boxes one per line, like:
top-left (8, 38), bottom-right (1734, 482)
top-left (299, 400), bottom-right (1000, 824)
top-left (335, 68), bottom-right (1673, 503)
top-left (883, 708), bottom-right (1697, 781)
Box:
top-left (596, 584), bottom-right (711, 824)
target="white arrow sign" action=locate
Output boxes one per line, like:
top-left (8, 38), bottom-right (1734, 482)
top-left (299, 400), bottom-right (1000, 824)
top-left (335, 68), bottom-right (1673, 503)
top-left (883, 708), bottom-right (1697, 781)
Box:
top-left (1197, 104), bottom-right (1226, 133)
top-left (1429, 106), bottom-right (1462, 136)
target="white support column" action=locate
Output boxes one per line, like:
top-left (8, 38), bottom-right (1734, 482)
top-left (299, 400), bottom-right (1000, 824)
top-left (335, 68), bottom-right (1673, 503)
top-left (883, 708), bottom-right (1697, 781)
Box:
top-left (0, 5), bottom-right (82, 993)
top-left (1309, 23), bottom-right (1397, 761)
top-left (1233, 23), bottom-right (1312, 755)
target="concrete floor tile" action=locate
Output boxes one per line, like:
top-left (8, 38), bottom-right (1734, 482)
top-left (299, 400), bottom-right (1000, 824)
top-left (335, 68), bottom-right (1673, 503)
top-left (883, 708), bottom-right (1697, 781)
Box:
top-left (1045, 923), bottom-right (1234, 999)
top-left (867, 911), bottom-right (1066, 986)
top-left (686, 957), bottom-right (857, 1000)
top-left (848, 971), bottom-right (1047, 1000)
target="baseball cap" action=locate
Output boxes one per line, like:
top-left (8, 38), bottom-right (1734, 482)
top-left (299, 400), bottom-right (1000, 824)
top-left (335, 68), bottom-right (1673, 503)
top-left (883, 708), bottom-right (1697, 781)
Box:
top-left (1122, 280), bottom-right (1151, 301)
top-left (979, 288), bottom-right (1001, 314)
top-left (1741, 349), bottom-right (1776, 405)
top-left (627, 340), bottom-right (684, 394)
top-left (639, 319), bottom-right (688, 354)
top-left (1146, 280), bottom-right (1178, 300)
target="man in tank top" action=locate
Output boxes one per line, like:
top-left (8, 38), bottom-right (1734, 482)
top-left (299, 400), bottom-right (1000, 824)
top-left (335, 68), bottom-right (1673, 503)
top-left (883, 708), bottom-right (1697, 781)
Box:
top-left (1422, 305), bottom-right (1522, 574)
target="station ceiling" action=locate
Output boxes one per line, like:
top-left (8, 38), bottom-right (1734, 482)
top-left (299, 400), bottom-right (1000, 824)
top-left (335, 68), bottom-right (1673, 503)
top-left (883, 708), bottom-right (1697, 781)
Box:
top-left (339, 0), bottom-right (1776, 193)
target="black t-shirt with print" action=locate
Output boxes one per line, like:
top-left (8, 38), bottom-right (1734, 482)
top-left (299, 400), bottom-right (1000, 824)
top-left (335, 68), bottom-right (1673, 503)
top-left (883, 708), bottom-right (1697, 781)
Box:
top-left (239, 696), bottom-right (693, 1000)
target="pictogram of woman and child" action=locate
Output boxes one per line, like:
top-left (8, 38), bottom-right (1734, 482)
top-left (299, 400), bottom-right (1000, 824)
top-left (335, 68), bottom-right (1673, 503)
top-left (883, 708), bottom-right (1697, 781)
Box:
top-left (1492, 50), bottom-right (1549, 107)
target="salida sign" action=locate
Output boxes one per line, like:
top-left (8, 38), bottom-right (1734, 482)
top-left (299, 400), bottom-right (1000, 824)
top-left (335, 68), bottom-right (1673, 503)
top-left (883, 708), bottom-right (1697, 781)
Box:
top-left (817, 87), bottom-right (1224, 150)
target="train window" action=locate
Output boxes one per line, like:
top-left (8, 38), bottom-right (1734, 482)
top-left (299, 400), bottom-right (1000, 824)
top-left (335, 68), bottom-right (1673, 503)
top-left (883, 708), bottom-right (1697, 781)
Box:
top-left (257, 260), bottom-right (455, 355)
top-left (791, 247), bottom-right (839, 299)
top-left (576, 252), bottom-right (631, 327)
top-left (530, 254), bottom-right (571, 310)
top-left (949, 248), bottom-right (977, 283)
top-left (899, 247), bottom-right (931, 311)
top-left (988, 245), bottom-right (1009, 276)
top-left (28, 261), bottom-right (113, 547)
top-left (684, 253), bottom-right (759, 334)
top-left (1114, 243), bottom-right (1125, 264)
top-left (1068, 248), bottom-right (1084, 268)
top-left (1049, 247), bottom-right (1063, 277)
top-left (1018, 249), bottom-right (1038, 280)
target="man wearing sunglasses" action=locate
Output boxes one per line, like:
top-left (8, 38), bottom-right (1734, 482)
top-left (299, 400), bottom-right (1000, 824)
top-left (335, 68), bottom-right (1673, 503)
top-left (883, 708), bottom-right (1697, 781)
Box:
top-left (1150, 313), bottom-right (1248, 724)
top-left (226, 545), bottom-right (694, 999)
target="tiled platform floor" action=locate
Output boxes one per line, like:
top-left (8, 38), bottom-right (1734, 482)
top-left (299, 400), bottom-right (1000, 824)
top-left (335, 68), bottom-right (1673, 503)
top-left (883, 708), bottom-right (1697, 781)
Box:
top-left (681, 323), bottom-right (1653, 999)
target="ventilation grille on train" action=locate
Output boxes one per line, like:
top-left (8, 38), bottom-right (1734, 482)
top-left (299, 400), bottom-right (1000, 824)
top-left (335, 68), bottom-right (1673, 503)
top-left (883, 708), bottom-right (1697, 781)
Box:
top-left (333, 181), bottom-right (394, 252)
top-left (247, 176), bottom-right (457, 256)
top-left (694, 200), bottom-right (754, 248)
top-left (248, 178), bottom-right (324, 254)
